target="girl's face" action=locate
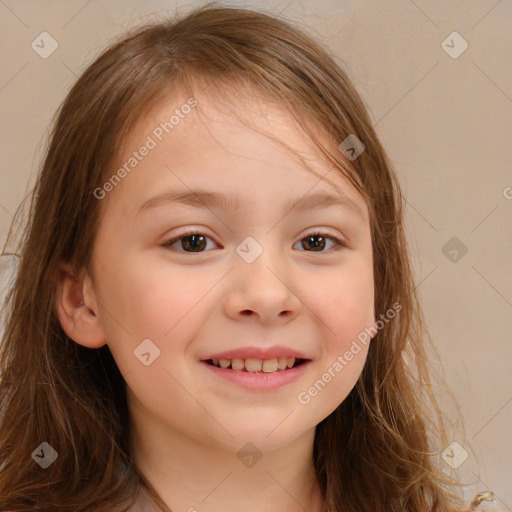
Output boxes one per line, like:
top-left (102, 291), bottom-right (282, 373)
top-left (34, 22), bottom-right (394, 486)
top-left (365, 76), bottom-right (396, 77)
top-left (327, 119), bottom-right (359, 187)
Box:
top-left (83, 90), bottom-right (375, 452)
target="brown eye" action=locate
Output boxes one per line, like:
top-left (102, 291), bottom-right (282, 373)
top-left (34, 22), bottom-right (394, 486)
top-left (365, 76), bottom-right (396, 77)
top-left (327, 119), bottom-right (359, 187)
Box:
top-left (302, 235), bottom-right (326, 251)
top-left (163, 232), bottom-right (216, 253)
top-left (296, 233), bottom-right (344, 252)
top-left (180, 234), bottom-right (207, 252)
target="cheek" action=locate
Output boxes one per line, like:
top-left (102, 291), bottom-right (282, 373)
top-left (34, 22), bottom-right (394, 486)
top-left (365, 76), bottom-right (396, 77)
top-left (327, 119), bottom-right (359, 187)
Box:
top-left (308, 271), bottom-right (373, 415)
top-left (96, 258), bottom-right (214, 370)
top-left (321, 258), bottom-right (375, 339)
top-left (306, 257), bottom-right (373, 410)
top-left (97, 256), bottom-right (189, 332)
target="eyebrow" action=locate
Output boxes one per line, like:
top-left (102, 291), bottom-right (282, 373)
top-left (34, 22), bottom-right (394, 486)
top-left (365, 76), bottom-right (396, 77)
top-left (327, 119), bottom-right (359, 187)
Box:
top-left (137, 188), bottom-right (365, 220)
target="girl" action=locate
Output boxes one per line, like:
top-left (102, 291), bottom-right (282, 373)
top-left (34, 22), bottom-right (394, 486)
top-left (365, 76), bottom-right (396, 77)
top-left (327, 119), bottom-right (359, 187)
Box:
top-left (0, 3), bottom-right (493, 511)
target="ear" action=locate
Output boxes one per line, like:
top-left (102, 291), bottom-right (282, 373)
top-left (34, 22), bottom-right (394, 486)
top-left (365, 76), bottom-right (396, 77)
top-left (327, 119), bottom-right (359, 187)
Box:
top-left (54, 262), bottom-right (107, 348)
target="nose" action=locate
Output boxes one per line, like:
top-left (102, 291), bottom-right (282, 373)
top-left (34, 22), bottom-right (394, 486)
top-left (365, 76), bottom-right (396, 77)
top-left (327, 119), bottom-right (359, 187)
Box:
top-left (223, 244), bottom-right (302, 325)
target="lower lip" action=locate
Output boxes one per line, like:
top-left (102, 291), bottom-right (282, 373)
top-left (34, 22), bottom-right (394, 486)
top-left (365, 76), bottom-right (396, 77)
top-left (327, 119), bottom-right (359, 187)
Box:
top-left (200, 360), bottom-right (311, 390)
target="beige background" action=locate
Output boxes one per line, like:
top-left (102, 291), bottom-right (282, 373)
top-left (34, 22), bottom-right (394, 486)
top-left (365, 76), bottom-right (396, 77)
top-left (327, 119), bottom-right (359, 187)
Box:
top-left (1, 0), bottom-right (511, 507)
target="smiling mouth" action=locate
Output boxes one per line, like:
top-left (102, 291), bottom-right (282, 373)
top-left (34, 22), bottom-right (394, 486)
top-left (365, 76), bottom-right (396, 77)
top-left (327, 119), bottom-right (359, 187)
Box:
top-left (203, 357), bottom-right (308, 373)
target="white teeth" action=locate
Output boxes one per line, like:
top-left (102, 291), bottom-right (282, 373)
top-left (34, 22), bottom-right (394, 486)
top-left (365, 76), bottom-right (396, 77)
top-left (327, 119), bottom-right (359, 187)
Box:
top-left (245, 358), bottom-right (262, 372)
top-left (262, 358), bottom-right (278, 373)
top-left (277, 356), bottom-right (288, 370)
top-left (231, 358), bottom-right (245, 371)
top-left (208, 356), bottom-right (302, 372)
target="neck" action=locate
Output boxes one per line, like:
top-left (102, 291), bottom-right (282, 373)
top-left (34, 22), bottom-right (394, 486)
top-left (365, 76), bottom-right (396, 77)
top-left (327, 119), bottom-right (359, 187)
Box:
top-left (128, 401), bottom-right (324, 512)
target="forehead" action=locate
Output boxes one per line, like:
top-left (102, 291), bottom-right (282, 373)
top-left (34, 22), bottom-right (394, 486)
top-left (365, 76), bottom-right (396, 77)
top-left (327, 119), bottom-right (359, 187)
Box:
top-left (123, 78), bottom-right (340, 170)
top-left (129, 84), bottom-right (319, 152)
top-left (102, 84), bottom-right (368, 220)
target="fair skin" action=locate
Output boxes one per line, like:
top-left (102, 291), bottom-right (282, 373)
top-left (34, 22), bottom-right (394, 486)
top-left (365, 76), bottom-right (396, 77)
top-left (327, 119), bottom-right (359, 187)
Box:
top-left (56, 88), bottom-right (375, 512)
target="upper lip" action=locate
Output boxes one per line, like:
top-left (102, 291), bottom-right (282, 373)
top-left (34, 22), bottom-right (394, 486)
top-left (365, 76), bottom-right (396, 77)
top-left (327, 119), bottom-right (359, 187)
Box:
top-left (202, 345), bottom-right (310, 361)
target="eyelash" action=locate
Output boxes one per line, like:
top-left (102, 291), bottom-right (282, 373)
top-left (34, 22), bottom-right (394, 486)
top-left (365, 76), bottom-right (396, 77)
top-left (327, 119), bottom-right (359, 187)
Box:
top-left (162, 229), bottom-right (346, 254)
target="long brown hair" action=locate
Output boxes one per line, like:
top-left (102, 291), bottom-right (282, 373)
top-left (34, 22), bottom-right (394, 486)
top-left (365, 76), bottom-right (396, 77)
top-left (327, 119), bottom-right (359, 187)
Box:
top-left (0, 3), bottom-right (465, 511)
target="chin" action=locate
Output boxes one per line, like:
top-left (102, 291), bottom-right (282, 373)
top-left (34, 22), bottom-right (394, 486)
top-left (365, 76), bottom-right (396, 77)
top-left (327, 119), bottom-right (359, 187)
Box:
top-left (211, 415), bottom-right (313, 453)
